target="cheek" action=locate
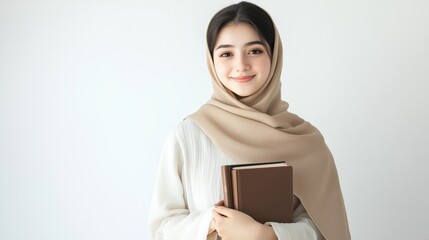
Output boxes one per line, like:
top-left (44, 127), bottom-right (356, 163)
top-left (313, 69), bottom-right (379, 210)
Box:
top-left (214, 61), bottom-right (229, 78)
top-left (264, 61), bottom-right (271, 76)
top-left (254, 58), bottom-right (271, 76)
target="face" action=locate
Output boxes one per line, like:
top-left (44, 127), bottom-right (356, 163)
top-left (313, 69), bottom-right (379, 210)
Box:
top-left (213, 22), bottom-right (271, 98)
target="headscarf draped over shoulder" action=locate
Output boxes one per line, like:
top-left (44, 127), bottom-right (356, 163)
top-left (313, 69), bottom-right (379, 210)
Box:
top-left (187, 25), bottom-right (351, 240)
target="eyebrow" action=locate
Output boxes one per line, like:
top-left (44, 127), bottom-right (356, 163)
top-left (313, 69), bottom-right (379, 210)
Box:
top-left (215, 40), bottom-right (266, 50)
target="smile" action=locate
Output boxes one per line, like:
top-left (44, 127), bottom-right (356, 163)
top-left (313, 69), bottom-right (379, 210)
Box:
top-left (231, 75), bottom-right (255, 83)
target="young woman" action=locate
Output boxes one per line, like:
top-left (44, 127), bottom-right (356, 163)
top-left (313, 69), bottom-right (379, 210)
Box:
top-left (149, 2), bottom-right (350, 240)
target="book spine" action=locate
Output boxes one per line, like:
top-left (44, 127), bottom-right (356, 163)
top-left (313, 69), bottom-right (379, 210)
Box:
top-left (221, 165), bottom-right (233, 208)
top-left (231, 169), bottom-right (239, 211)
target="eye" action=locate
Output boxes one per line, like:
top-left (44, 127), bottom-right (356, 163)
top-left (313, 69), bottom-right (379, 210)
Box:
top-left (219, 52), bottom-right (233, 58)
top-left (249, 49), bottom-right (263, 55)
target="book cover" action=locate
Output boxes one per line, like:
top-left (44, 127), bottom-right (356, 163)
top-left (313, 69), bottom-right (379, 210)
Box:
top-left (221, 161), bottom-right (293, 223)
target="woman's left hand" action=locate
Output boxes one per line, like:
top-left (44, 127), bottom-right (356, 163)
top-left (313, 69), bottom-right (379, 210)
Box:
top-left (211, 206), bottom-right (276, 240)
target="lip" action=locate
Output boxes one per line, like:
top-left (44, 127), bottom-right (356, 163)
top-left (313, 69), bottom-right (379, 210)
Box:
top-left (231, 75), bottom-right (255, 83)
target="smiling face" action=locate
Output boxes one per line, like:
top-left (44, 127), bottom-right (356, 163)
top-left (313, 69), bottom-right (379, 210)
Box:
top-left (213, 22), bottom-right (271, 98)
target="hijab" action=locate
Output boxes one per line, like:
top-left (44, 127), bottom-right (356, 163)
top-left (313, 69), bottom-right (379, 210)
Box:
top-left (187, 24), bottom-right (351, 240)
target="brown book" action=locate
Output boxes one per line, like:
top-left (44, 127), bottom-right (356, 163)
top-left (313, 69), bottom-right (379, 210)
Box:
top-left (221, 161), bottom-right (293, 223)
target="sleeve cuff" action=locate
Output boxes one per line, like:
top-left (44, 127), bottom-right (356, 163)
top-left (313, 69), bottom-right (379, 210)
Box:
top-left (197, 206), bottom-right (215, 240)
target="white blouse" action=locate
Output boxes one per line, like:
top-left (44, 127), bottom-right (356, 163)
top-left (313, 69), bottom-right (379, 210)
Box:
top-left (149, 119), bottom-right (324, 240)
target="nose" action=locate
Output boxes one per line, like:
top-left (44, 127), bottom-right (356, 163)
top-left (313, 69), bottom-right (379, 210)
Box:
top-left (234, 53), bottom-right (250, 72)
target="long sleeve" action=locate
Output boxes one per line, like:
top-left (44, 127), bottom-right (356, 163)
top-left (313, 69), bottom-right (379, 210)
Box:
top-left (149, 119), bottom-right (325, 240)
top-left (148, 131), bottom-right (213, 240)
top-left (267, 203), bottom-right (325, 240)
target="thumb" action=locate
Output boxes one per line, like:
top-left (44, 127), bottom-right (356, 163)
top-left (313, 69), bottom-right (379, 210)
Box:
top-left (213, 206), bottom-right (233, 217)
top-left (214, 200), bottom-right (224, 207)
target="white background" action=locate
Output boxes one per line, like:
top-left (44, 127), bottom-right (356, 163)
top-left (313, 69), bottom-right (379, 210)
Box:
top-left (1, 0), bottom-right (428, 239)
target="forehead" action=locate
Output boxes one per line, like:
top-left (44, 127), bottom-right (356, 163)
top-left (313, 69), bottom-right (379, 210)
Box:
top-left (215, 22), bottom-right (261, 46)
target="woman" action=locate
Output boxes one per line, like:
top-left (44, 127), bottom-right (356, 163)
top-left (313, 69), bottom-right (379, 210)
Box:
top-left (149, 2), bottom-right (351, 239)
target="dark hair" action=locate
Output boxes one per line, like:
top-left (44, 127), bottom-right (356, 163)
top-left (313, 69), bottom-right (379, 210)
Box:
top-left (207, 1), bottom-right (275, 57)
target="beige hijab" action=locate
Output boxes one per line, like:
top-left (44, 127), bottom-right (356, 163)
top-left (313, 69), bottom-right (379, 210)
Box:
top-left (188, 25), bottom-right (351, 240)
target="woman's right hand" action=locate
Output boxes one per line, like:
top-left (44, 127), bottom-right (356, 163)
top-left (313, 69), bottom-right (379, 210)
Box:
top-left (211, 206), bottom-right (276, 240)
top-left (208, 200), bottom-right (225, 235)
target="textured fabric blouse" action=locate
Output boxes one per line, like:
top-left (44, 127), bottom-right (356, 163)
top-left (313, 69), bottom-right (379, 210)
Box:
top-left (149, 119), bottom-right (324, 240)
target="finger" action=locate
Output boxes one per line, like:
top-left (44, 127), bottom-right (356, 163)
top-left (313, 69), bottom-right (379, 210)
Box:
top-left (214, 200), bottom-right (224, 207)
top-left (214, 206), bottom-right (233, 217)
top-left (209, 218), bottom-right (216, 232)
top-left (212, 208), bottom-right (223, 221)
top-left (210, 218), bottom-right (215, 227)
top-left (212, 210), bottom-right (224, 228)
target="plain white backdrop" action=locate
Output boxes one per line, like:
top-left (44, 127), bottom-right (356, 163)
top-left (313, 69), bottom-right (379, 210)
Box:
top-left (1, 0), bottom-right (428, 239)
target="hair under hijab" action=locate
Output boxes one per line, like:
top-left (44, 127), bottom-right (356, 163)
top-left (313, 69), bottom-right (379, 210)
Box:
top-left (206, 1), bottom-right (275, 56)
